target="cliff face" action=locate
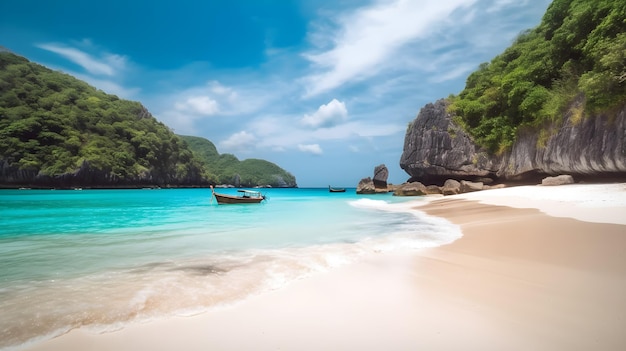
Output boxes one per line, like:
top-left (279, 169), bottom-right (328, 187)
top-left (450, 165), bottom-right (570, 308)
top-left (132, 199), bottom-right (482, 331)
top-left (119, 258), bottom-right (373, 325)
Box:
top-left (400, 99), bottom-right (626, 184)
top-left (400, 100), bottom-right (498, 185)
top-left (0, 159), bottom-right (208, 188)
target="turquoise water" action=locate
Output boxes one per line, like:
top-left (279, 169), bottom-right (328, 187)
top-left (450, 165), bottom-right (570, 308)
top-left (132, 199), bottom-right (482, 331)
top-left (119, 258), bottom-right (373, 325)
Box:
top-left (0, 188), bottom-right (461, 350)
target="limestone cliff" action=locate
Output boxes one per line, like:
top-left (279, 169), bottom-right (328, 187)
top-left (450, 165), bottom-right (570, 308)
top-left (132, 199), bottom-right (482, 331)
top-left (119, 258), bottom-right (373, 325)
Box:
top-left (400, 99), bottom-right (626, 184)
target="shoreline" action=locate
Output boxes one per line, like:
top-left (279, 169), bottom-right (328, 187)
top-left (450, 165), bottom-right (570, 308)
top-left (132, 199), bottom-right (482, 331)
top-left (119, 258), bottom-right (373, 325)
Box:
top-left (20, 183), bottom-right (626, 351)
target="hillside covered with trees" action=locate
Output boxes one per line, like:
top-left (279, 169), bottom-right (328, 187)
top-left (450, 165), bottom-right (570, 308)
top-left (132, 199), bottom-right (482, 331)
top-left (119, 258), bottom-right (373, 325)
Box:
top-left (450, 0), bottom-right (625, 154)
top-left (0, 51), bottom-right (296, 188)
top-left (178, 135), bottom-right (297, 187)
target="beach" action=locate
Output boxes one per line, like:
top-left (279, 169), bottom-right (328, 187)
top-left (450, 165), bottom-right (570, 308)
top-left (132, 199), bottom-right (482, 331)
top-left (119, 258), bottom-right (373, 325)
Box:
top-left (22, 183), bottom-right (626, 351)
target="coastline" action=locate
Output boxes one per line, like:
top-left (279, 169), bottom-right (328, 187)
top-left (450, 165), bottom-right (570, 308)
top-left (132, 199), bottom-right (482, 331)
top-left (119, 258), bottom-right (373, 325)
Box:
top-left (21, 183), bottom-right (626, 351)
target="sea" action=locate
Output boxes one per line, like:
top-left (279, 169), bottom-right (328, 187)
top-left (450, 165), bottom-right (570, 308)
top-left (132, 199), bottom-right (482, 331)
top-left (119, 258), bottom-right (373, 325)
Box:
top-left (0, 188), bottom-right (462, 350)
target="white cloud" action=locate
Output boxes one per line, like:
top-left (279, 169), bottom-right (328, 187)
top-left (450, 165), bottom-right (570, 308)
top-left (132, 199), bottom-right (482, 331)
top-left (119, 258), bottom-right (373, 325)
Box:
top-left (53, 71), bottom-right (138, 99)
top-left (298, 144), bottom-right (323, 155)
top-left (209, 80), bottom-right (237, 100)
top-left (428, 63), bottom-right (477, 83)
top-left (152, 77), bottom-right (292, 137)
top-left (487, 0), bottom-right (529, 13)
top-left (220, 131), bottom-right (258, 152)
top-left (242, 104), bottom-right (406, 155)
top-left (175, 96), bottom-right (220, 115)
top-left (301, 98), bottom-right (348, 128)
top-left (302, 0), bottom-right (477, 96)
top-left (37, 43), bottom-right (126, 76)
top-left (33, 41), bottom-right (138, 99)
top-left (159, 81), bottom-right (243, 133)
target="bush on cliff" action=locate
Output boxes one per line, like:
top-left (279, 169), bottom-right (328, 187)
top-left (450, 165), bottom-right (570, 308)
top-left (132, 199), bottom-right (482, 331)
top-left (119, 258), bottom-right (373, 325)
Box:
top-left (450, 0), bottom-right (626, 154)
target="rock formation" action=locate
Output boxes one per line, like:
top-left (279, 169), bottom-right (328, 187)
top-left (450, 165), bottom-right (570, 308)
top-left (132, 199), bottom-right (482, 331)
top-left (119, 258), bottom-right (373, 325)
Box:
top-left (373, 164), bottom-right (389, 189)
top-left (541, 175), bottom-right (575, 186)
top-left (400, 100), bottom-right (497, 185)
top-left (0, 159), bottom-right (208, 188)
top-left (393, 182), bottom-right (428, 196)
top-left (393, 182), bottom-right (444, 196)
top-left (356, 164), bottom-right (393, 194)
top-left (441, 179), bottom-right (461, 195)
top-left (356, 177), bottom-right (376, 194)
top-left (400, 99), bottom-right (626, 184)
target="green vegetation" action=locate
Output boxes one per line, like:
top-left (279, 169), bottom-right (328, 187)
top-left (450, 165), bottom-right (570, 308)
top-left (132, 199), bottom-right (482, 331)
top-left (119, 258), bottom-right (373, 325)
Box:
top-left (450, 0), bottom-right (626, 153)
top-left (0, 52), bottom-right (296, 187)
top-left (179, 135), bottom-right (297, 187)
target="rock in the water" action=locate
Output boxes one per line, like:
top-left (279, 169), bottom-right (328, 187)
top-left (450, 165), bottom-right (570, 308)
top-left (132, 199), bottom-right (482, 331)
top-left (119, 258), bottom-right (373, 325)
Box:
top-left (357, 165), bottom-right (392, 193)
top-left (356, 177), bottom-right (376, 194)
top-left (373, 164), bottom-right (389, 189)
top-left (541, 175), bottom-right (575, 186)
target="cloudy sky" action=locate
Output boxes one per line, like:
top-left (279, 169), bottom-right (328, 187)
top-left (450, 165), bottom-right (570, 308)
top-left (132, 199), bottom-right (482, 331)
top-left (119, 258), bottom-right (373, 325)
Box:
top-left (1, 0), bottom-right (552, 187)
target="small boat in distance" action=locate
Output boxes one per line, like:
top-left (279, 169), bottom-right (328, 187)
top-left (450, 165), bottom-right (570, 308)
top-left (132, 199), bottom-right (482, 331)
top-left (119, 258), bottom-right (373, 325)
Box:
top-left (211, 186), bottom-right (266, 204)
top-left (329, 185), bottom-right (346, 193)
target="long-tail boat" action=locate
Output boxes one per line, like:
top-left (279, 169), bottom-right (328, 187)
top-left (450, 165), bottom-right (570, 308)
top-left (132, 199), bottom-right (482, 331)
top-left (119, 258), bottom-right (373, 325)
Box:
top-left (211, 186), bottom-right (266, 204)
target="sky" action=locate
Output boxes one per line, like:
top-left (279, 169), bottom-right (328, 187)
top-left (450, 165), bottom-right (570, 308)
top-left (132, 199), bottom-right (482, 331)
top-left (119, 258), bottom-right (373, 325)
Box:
top-left (0, 0), bottom-right (552, 187)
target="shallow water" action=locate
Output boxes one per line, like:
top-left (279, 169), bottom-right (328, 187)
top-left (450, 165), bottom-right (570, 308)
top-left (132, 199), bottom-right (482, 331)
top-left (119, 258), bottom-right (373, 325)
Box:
top-left (0, 188), bottom-right (461, 350)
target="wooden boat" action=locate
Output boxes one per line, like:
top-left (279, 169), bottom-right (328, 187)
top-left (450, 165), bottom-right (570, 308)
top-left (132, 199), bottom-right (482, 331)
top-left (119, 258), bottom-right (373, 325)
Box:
top-left (211, 186), bottom-right (266, 204)
top-left (329, 185), bottom-right (346, 193)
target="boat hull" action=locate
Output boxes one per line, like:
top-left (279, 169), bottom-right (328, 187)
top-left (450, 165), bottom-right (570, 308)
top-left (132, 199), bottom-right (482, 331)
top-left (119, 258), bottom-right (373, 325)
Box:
top-left (213, 192), bottom-right (265, 204)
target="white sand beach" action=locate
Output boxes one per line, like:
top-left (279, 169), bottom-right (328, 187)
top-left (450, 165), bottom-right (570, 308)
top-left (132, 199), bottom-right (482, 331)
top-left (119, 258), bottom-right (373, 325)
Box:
top-left (23, 183), bottom-right (626, 351)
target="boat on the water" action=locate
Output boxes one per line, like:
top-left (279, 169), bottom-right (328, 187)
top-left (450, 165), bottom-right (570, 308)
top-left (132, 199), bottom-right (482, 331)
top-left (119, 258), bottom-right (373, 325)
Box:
top-left (328, 185), bottom-right (346, 193)
top-left (211, 186), bottom-right (266, 204)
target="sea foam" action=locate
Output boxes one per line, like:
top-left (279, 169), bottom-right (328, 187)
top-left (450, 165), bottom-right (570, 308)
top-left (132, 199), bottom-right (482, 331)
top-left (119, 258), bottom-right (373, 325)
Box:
top-left (0, 188), bottom-right (463, 350)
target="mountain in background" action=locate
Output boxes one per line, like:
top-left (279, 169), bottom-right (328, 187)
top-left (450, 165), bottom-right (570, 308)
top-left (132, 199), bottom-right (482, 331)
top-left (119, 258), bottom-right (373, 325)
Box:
top-left (0, 51), bottom-right (296, 188)
top-left (178, 135), bottom-right (296, 188)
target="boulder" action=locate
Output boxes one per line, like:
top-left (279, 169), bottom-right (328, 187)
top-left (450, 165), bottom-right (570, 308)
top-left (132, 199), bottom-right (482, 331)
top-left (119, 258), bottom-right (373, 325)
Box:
top-left (541, 175), bottom-right (575, 186)
top-left (426, 185), bottom-right (443, 195)
top-left (373, 164), bottom-right (389, 189)
top-left (393, 182), bottom-right (428, 196)
top-left (357, 165), bottom-right (392, 193)
top-left (356, 177), bottom-right (376, 194)
top-left (387, 183), bottom-right (400, 192)
top-left (460, 180), bottom-right (484, 193)
top-left (483, 184), bottom-right (506, 190)
top-left (442, 179), bottom-right (461, 195)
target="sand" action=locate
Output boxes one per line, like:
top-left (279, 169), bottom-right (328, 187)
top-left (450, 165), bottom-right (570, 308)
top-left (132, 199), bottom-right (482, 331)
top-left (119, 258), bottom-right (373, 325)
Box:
top-left (22, 183), bottom-right (626, 351)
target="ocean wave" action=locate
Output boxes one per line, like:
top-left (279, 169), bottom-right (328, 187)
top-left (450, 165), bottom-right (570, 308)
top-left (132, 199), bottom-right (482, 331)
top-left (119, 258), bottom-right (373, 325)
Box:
top-left (1, 189), bottom-right (463, 350)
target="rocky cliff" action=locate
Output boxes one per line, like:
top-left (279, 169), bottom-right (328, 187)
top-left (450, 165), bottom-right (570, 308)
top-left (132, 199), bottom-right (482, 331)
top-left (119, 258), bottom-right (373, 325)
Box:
top-left (400, 99), bottom-right (626, 185)
top-left (0, 159), bottom-right (208, 189)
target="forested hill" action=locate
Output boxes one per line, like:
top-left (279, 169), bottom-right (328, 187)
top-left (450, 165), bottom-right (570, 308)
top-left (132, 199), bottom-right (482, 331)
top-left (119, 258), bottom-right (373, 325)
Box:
top-left (178, 135), bottom-right (297, 187)
top-left (0, 51), bottom-right (296, 188)
top-left (401, 0), bottom-right (626, 184)
top-left (450, 0), bottom-right (625, 153)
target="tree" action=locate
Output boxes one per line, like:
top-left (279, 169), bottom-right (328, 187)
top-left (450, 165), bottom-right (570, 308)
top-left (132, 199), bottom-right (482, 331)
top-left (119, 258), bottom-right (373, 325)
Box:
top-left (449, 0), bottom-right (626, 153)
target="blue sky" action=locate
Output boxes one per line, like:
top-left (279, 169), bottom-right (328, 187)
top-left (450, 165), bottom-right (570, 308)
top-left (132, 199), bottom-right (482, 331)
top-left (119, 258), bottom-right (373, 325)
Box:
top-left (1, 0), bottom-right (552, 187)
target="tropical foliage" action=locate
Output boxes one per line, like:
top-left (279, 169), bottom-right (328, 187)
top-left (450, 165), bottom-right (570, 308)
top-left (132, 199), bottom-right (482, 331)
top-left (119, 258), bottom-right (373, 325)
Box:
top-left (450, 0), bottom-right (626, 153)
top-left (0, 51), bottom-right (296, 187)
top-left (179, 135), bottom-right (297, 187)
